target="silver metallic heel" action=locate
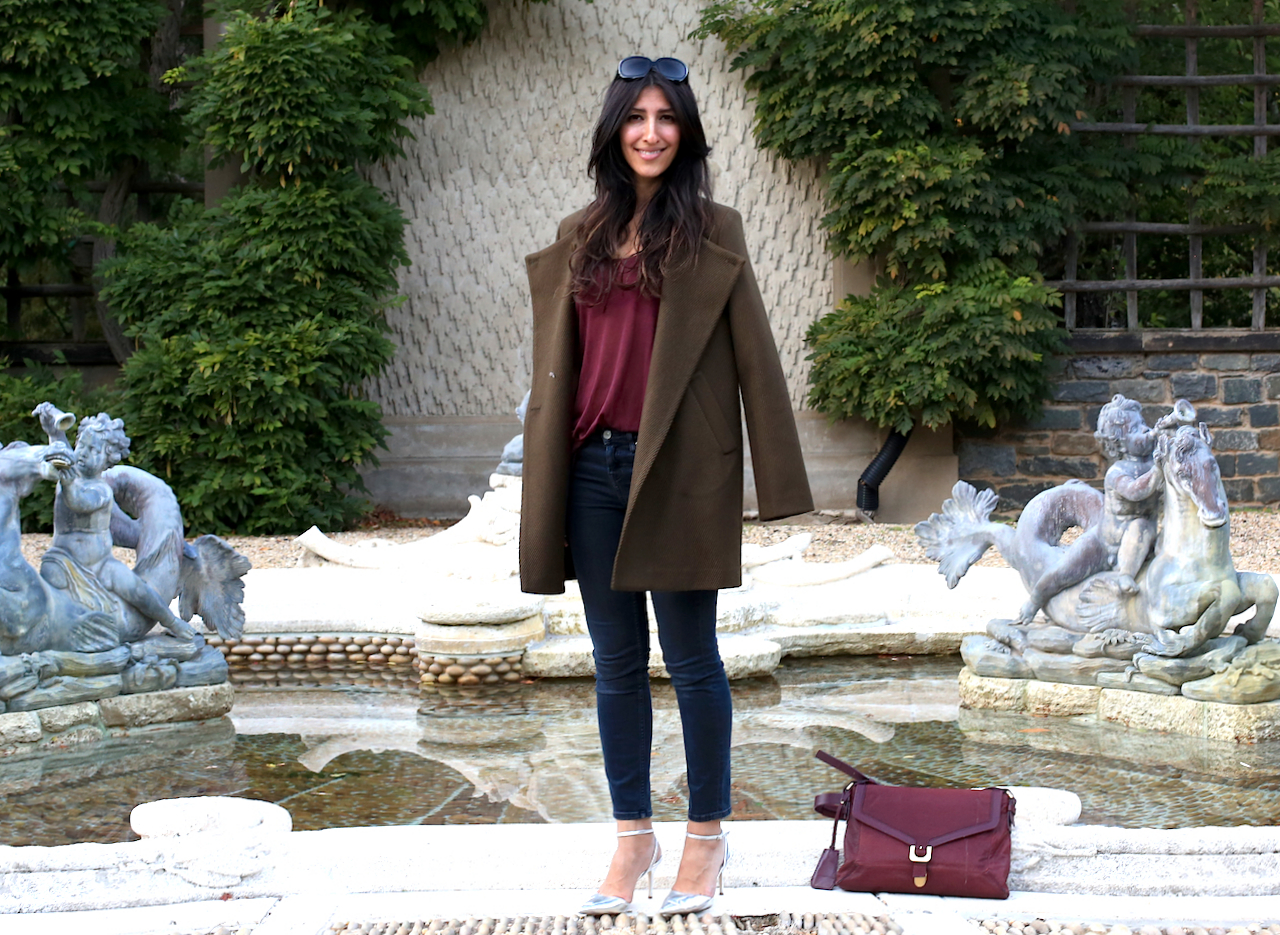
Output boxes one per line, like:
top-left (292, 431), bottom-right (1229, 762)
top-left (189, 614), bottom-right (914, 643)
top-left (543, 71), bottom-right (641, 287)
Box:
top-left (659, 830), bottom-right (730, 917)
top-left (579, 828), bottom-right (663, 916)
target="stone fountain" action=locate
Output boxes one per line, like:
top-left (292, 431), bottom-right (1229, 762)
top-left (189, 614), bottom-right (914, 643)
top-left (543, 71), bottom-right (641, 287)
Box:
top-left (292, 391), bottom-right (901, 682)
top-left (0, 404), bottom-right (250, 755)
top-left (917, 394), bottom-right (1280, 739)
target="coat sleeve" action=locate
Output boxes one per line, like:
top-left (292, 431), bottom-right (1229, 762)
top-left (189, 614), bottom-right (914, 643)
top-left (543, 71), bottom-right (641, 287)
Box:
top-left (717, 208), bottom-right (815, 520)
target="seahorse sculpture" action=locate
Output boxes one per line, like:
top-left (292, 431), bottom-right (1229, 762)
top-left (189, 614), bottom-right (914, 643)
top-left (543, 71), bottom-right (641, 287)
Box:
top-left (915, 397), bottom-right (1280, 703)
top-left (0, 403), bottom-right (250, 712)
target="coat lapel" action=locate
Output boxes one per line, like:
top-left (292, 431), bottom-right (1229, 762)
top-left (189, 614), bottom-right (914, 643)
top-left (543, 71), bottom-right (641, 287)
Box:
top-left (631, 240), bottom-right (745, 502)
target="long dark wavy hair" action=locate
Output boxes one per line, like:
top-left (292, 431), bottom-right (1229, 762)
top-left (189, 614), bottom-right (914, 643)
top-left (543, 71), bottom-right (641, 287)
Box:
top-left (570, 70), bottom-right (714, 299)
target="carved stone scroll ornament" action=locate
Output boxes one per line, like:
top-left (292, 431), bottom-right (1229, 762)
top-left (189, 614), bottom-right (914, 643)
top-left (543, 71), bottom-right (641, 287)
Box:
top-left (0, 404), bottom-right (251, 713)
top-left (916, 396), bottom-right (1280, 704)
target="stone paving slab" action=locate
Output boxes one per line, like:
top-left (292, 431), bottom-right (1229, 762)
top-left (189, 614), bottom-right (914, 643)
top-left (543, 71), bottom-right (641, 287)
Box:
top-left (0, 896), bottom-right (276, 935)
top-left (878, 893), bottom-right (1280, 928)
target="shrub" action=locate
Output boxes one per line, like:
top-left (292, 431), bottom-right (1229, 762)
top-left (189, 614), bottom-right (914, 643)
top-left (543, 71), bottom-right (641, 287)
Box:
top-left (696, 0), bottom-right (1133, 431)
top-left (102, 1), bottom-right (427, 533)
top-left (806, 264), bottom-right (1068, 435)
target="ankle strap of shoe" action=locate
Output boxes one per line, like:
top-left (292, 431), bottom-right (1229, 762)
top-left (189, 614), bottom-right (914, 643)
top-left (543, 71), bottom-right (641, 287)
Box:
top-left (685, 830), bottom-right (727, 840)
top-left (617, 828), bottom-right (655, 837)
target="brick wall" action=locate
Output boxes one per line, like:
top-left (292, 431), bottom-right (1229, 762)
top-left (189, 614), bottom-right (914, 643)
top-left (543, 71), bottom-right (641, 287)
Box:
top-left (957, 332), bottom-right (1280, 512)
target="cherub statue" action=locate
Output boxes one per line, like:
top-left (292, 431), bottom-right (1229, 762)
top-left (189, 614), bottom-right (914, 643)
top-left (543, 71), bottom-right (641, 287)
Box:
top-left (1016, 395), bottom-right (1192, 624)
top-left (39, 411), bottom-right (200, 651)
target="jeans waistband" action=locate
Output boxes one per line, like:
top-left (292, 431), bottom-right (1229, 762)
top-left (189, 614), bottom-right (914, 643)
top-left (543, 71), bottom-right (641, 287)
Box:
top-left (591, 428), bottom-right (637, 444)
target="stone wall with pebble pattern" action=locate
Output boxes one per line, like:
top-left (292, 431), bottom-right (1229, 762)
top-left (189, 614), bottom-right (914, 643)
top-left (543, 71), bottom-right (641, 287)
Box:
top-left (208, 634), bottom-right (526, 690)
top-left (363, 0), bottom-right (831, 418)
top-left (958, 336), bottom-right (1280, 511)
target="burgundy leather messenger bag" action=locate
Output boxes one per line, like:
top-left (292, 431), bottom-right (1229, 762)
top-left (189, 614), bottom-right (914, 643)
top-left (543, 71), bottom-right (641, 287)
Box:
top-left (810, 750), bottom-right (1015, 899)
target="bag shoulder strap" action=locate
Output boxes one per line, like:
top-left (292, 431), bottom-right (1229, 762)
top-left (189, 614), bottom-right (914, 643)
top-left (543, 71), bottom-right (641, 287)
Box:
top-left (815, 749), bottom-right (873, 784)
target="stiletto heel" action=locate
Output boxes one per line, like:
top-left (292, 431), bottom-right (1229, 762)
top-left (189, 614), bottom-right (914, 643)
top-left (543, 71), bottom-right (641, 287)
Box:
top-left (579, 827), bottom-right (663, 916)
top-left (659, 830), bottom-right (729, 917)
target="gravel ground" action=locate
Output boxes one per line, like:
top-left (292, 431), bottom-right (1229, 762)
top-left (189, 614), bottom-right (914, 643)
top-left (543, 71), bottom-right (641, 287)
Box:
top-left (39, 508), bottom-right (1277, 574)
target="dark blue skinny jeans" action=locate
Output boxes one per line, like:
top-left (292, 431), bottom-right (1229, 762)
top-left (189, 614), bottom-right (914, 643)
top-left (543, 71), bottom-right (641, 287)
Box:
top-left (566, 430), bottom-right (732, 822)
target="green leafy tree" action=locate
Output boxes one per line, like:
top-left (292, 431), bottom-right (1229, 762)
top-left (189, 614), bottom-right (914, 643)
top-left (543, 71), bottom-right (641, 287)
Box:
top-left (102, 1), bottom-right (429, 533)
top-left (188, 2), bottom-right (433, 178)
top-left (329, 0), bottom-right (489, 70)
top-left (0, 0), bottom-right (177, 261)
top-left (0, 0), bottom-right (184, 361)
top-left (697, 0), bottom-right (1135, 435)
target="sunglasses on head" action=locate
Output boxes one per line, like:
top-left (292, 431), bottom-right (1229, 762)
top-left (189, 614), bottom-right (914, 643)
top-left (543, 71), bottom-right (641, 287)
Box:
top-left (617, 56), bottom-right (689, 83)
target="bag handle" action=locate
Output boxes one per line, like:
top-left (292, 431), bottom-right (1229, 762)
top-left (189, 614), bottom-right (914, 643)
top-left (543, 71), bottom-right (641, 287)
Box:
top-left (810, 783), bottom-right (848, 890)
top-left (810, 750), bottom-right (871, 891)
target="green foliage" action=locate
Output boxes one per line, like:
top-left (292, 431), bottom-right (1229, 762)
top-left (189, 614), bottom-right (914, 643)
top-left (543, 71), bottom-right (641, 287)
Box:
top-left (806, 263), bottom-right (1067, 435)
top-left (1068, 0), bottom-right (1280, 328)
top-left (103, 2), bottom-right (417, 534)
top-left (103, 174), bottom-right (401, 534)
top-left (182, 2), bottom-right (432, 177)
top-left (698, 0), bottom-right (1133, 278)
top-left (0, 0), bottom-right (179, 261)
top-left (1194, 151), bottom-right (1280, 233)
top-left (695, 0), bottom-right (1135, 431)
top-left (0, 364), bottom-right (120, 532)
top-left (331, 0), bottom-right (488, 70)
top-left (216, 0), bottom-right (571, 73)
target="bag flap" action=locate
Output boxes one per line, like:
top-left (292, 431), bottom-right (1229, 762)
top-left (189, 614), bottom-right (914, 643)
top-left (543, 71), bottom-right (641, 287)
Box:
top-left (851, 784), bottom-right (1010, 848)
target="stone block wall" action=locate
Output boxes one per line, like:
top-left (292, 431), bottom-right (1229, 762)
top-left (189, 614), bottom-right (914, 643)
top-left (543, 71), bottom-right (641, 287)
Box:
top-left (957, 332), bottom-right (1280, 512)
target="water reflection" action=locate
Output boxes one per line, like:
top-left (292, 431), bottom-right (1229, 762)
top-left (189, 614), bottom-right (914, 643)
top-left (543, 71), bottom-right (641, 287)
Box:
top-left (2, 656), bottom-right (1279, 846)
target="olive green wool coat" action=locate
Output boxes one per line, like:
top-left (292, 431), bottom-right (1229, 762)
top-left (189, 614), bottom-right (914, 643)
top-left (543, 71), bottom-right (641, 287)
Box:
top-left (519, 203), bottom-right (813, 595)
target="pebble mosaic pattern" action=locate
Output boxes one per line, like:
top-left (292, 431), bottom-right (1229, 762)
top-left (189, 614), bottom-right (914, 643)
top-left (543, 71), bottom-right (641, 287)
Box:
top-left (420, 654), bottom-right (525, 686)
top-left (209, 634), bottom-right (420, 670)
top-left (184, 916), bottom-right (1280, 935)
top-left (328, 915), bottom-right (747, 935)
top-left (973, 924), bottom-right (1280, 935)
top-left (209, 634), bottom-right (528, 690)
top-left (322, 914), bottom-right (898, 935)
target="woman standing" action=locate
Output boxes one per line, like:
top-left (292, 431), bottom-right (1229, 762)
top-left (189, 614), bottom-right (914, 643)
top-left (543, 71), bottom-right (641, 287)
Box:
top-left (520, 56), bottom-right (813, 916)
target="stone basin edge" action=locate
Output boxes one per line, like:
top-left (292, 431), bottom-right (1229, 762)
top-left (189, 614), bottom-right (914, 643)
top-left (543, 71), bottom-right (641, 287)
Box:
top-left (1, 813), bottom-right (1278, 914)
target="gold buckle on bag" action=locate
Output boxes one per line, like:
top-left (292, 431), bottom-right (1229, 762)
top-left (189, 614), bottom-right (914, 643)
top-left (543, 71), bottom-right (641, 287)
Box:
top-left (908, 845), bottom-right (932, 888)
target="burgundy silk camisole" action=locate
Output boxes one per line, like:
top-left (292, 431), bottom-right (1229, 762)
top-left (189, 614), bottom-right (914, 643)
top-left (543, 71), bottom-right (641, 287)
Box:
top-left (572, 256), bottom-right (660, 448)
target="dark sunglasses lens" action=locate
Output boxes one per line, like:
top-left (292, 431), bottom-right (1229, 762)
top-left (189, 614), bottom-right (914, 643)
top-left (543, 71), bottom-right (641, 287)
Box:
top-left (618, 56), bottom-right (653, 79)
top-left (654, 57), bottom-right (688, 82)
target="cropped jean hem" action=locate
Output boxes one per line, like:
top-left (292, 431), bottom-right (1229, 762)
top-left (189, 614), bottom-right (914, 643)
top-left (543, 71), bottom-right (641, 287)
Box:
top-left (687, 807), bottom-right (733, 823)
top-left (611, 809), bottom-right (654, 821)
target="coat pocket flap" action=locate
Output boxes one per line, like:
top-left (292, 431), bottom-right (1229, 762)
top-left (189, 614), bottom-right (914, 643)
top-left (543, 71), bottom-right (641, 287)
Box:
top-left (851, 785), bottom-right (1011, 848)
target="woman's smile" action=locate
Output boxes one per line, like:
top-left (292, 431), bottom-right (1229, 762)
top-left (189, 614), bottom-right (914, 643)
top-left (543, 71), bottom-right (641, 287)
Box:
top-left (622, 86), bottom-right (680, 193)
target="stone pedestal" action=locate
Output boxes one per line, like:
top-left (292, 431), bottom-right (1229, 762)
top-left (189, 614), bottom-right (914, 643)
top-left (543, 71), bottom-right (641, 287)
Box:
top-left (415, 613), bottom-right (545, 688)
top-left (958, 667), bottom-right (1280, 743)
top-left (0, 683), bottom-right (234, 758)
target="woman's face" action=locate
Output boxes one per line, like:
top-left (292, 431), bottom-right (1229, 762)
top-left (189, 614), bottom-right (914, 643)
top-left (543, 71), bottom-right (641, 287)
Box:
top-left (620, 86), bottom-right (680, 191)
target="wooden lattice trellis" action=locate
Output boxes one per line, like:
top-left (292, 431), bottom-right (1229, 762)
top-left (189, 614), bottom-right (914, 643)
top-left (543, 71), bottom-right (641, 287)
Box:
top-left (1059, 0), bottom-right (1280, 331)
